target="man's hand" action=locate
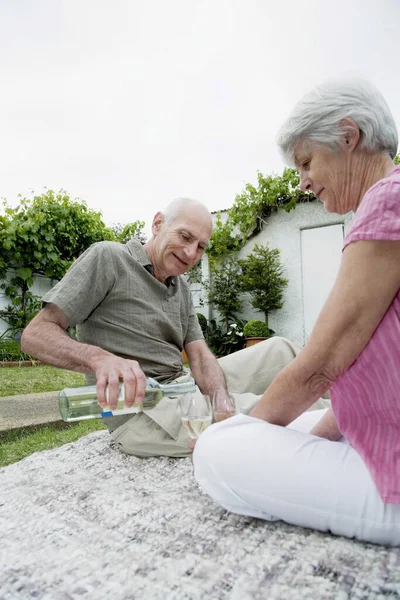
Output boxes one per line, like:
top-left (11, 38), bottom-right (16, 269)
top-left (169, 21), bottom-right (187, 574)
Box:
top-left (185, 339), bottom-right (228, 399)
top-left (93, 356), bottom-right (147, 411)
top-left (21, 303), bottom-right (148, 411)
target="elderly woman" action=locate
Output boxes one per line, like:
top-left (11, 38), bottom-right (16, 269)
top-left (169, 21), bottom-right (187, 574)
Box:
top-left (193, 78), bottom-right (400, 546)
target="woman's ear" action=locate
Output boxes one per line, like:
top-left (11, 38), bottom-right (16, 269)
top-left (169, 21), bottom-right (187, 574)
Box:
top-left (339, 117), bottom-right (360, 152)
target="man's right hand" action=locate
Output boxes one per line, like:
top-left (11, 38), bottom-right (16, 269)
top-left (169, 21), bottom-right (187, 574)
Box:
top-left (21, 304), bottom-right (147, 411)
top-left (93, 356), bottom-right (147, 411)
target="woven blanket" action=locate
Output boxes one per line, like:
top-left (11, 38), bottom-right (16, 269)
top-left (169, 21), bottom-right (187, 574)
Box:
top-left (1, 431), bottom-right (399, 600)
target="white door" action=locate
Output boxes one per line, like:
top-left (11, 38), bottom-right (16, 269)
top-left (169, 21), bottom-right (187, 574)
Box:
top-left (301, 224), bottom-right (344, 342)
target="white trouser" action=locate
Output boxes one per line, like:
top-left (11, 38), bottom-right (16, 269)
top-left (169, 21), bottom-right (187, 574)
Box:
top-left (193, 409), bottom-right (400, 546)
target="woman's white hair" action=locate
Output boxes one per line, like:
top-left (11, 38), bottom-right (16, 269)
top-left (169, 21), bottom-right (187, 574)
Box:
top-left (162, 197), bottom-right (212, 226)
top-left (277, 78), bottom-right (399, 164)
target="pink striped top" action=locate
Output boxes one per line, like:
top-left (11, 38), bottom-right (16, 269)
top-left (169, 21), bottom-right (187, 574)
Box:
top-left (331, 164), bottom-right (400, 504)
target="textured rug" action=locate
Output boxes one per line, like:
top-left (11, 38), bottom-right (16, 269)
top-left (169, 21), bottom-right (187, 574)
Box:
top-left (1, 431), bottom-right (399, 600)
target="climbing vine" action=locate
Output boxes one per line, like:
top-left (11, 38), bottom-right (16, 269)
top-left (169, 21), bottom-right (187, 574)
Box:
top-left (206, 168), bottom-right (316, 263)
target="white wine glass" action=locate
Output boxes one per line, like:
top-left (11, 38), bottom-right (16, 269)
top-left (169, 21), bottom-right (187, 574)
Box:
top-left (180, 394), bottom-right (212, 439)
top-left (212, 390), bottom-right (238, 423)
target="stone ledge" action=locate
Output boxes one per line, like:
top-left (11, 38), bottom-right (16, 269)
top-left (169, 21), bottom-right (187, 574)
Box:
top-left (0, 390), bottom-right (60, 431)
top-left (0, 360), bottom-right (44, 368)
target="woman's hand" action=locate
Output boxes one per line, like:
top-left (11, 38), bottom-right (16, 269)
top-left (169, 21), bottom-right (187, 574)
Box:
top-left (310, 408), bottom-right (342, 441)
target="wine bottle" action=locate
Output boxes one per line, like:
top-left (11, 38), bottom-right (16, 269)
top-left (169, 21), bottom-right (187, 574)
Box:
top-left (59, 377), bottom-right (196, 422)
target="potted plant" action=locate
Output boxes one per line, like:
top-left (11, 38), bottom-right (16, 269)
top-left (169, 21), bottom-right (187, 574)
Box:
top-left (239, 243), bottom-right (288, 332)
top-left (196, 312), bottom-right (208, 335)
top-left (204, 257), bottom-right (244, 333)
top-left (243, 319), bottom-right (271, 348)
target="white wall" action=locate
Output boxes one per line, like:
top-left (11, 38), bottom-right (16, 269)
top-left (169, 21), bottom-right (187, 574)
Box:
top-left (234, 202), bottom-right (353, 346)
top-left (301, 224), bottom-right (344, 341)
top-left (188, 252), bottom-right (210, 319)
top-left (0, 271), bottom-right (54, 337)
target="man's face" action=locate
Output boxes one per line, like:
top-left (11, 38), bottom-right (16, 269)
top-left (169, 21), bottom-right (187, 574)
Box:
top-left (151, 206), bottom-right (212, 280)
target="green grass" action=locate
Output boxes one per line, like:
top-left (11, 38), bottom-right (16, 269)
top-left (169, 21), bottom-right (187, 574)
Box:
top-left (0, 340), bottom-right (32, 362)
top-left (0, 365), bottom-right (86, 397)
top-left (0, 420), bottom-right (107, 467)
top-left (0, 365), bottom-right (100, 466)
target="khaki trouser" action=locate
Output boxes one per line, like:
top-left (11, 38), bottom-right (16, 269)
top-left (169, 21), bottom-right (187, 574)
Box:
top-left (110, 336), bottom-right (330, 458)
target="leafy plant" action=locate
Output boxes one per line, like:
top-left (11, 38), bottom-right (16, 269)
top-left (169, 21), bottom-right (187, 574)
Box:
top-left (0, 340), bottom-right (33, 362)
top-left (224, 320), bottom-right (247, 354)
top-left (243, 320), bottom-right (271, 339)
top-left (186, 261), bottom-right (203, 285)
top-left (0, 189), bottom-right (145, 333)
top-left (204, 258), bottom-right (244, 332)
top-left (196, 313), bottom-right (208, 335)
top-left (109, 221), bottom-right (146, 244)
top-left (204, 319), bottom-right (225, 356)
top-left (207, 168), bottom-right (316, 260)
top-left (205, 318), bottom-right (247, 356)
top-left (239, 244), bottom-right (288, 330)
top-left (0, 287), bottom-right (42, 338)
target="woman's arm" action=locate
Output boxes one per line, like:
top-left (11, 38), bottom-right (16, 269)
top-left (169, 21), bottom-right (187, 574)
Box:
top-left (250, 239), bottom-right (400, 424)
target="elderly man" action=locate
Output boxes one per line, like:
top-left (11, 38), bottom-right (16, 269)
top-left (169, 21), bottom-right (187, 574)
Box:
top-left (22, 197), bottom-right (327, 457)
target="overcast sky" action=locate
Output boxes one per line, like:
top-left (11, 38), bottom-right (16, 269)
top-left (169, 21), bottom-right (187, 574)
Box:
top-left (1, 0), bottom-right (399, 237)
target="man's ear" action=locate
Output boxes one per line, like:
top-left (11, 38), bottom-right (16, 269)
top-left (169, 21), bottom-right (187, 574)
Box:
top-left (151, 212), bottom-right (164, 236)
top-left (339, 117), bottom-right (360, 152)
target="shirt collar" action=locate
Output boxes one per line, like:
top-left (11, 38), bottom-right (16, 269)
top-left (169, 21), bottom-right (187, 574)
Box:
top-left (125, 238), bottom-right (176, 287)
top-left (126, 238), bottom-right (152, 267)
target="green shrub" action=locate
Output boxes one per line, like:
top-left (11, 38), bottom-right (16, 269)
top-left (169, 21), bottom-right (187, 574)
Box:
top-left (204, 258), bottom-right (243, 333)
top-left (0, 341), bottom-right (33, 362)
top-left (205, 319), bottom-right (247, 356)
top-left (239, 243), bottom-right (288, 330)
top-left (197, 313), bottom-right (208, 335)
top-left (243, 320), bottom-right (270, 339)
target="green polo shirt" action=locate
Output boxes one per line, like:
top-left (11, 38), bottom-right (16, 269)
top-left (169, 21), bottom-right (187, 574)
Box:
top-left (42, 239), bottom-right (204, 383)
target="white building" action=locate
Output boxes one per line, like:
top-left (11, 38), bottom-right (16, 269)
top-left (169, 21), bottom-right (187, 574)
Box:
top-left (193, 201), bottom-right (353, 347)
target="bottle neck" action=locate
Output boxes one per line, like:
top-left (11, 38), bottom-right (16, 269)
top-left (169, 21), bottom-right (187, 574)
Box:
top-left (158, 379), bottom-right (196, 396)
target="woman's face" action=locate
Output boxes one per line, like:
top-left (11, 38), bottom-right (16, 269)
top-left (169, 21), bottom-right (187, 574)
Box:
top-left (294, 140), bottom-right (360, 214)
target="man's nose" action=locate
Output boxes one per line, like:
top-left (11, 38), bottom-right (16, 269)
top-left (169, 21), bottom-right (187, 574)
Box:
top-left (184, 242), bottom-right (198, 260)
